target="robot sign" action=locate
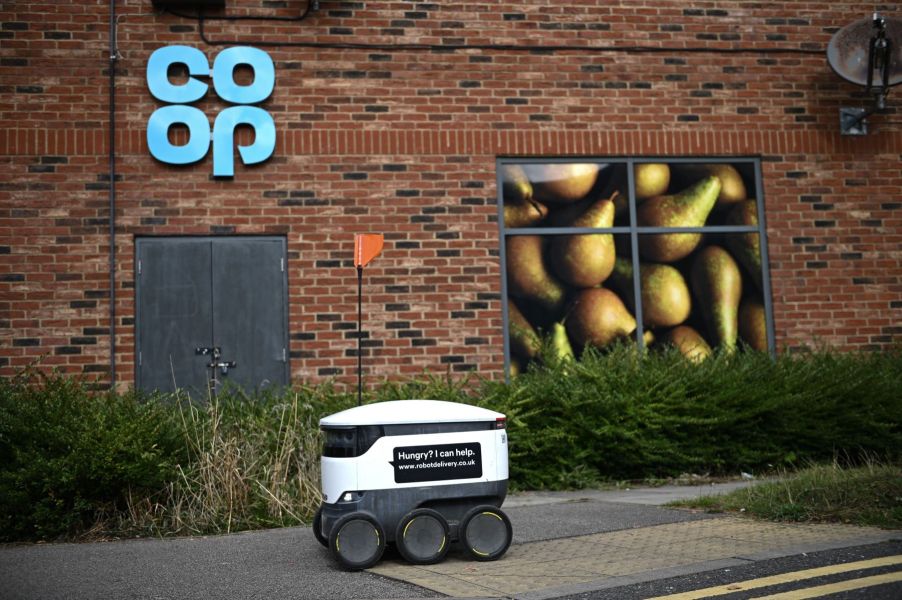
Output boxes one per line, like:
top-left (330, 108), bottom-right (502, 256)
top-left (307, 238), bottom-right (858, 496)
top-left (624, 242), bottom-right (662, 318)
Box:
top-left (391, 442), bottom-right (482, 484)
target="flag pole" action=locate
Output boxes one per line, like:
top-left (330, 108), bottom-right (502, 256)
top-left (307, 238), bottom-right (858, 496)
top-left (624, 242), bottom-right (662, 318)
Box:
top-left (357, 264), bottom-right (363, 407)
top-left (353, 233), bottom-right (383, 408)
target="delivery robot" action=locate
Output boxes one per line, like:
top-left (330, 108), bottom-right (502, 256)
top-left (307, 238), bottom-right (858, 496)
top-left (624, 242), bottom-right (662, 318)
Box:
top-left (313, 399), bottom-right (512, 570)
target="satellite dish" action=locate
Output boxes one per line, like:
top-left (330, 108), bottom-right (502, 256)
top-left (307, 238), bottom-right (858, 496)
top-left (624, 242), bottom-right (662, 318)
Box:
top-left (827, 14), bottom-right (902, 134)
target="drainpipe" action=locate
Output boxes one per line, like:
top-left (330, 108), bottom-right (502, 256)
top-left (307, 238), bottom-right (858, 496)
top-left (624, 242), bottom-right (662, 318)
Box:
top-left (108, 0), bottom-right (118, 387)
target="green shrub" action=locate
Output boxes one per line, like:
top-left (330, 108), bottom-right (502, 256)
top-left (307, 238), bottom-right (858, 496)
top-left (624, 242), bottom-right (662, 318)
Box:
top-left (0, 370), bottom-right (184, 540)
top-left (481, 345), bottom-right (901, 488)
top-left (1, 346), bottom-right (899, 541)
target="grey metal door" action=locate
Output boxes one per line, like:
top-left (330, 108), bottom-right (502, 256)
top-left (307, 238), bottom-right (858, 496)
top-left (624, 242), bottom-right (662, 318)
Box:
top-left (136, 237), bottom-right (289, 396)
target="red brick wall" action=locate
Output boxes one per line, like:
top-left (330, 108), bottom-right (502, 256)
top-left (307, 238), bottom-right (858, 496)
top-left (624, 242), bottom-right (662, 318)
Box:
top-left (2, 1), bottom-right (900, 387)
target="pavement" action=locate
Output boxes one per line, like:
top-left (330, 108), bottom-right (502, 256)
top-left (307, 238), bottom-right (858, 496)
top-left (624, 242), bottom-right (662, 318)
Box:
top-left (0, 481), bottom-right (897, 600)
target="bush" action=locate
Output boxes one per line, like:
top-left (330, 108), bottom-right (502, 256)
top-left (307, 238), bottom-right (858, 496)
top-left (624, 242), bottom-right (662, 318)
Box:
top-left (0, 370), bottom-right (185, 540)
top-left (481, 345), bottom-right (902, 488)
top-left (1, 347), bottom-right (899, 541)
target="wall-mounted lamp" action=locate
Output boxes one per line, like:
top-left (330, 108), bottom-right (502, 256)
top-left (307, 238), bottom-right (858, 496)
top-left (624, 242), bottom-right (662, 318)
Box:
top-left (827, 13), bottom-right (902, 135)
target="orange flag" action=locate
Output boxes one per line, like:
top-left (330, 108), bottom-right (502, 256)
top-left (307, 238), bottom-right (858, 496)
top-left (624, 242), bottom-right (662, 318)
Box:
top-left (354, 233), bottom-right (384, 268)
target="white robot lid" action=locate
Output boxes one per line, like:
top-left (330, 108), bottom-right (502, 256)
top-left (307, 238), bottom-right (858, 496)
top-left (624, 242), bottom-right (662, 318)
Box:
top-left (320, 399), bottom-right (505, 427)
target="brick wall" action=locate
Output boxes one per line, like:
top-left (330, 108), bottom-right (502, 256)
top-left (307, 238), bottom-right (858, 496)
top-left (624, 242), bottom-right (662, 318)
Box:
top-left (1, 1), bottom-right (900, 388)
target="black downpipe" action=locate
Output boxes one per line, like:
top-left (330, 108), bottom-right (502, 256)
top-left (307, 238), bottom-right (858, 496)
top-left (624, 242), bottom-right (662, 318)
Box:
top-left (108, 0), bottom-right (118, 386)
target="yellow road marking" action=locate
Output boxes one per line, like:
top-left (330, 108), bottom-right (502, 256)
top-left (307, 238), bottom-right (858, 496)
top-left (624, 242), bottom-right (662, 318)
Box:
top-left (645, 555), bottom-right (902, 600)
top-left (752, 571), bottom-right (902, 598)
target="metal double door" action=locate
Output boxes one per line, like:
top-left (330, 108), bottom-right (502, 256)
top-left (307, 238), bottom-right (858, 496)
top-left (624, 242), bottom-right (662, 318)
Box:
top-left (135, 237), bottom-right (289, 396)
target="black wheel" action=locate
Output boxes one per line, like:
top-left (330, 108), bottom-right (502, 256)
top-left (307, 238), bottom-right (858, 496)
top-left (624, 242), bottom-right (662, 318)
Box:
top-left (329, 512), bottom-right (385, 570)
top-left (460, 505), bottom-right (512, 562)
top-left (395, 508), bottom-right (450, 565)
top-left (312, 505), bottom-right (328, 547)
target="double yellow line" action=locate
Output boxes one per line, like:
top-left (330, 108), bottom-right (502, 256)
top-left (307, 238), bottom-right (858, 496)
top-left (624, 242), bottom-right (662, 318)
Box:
top-left (646, 555), bottom-right (902, 599)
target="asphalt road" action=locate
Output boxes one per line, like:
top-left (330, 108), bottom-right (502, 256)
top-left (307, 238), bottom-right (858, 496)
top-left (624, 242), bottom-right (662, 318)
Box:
top-left (1, 483), bottom-right (897, 600)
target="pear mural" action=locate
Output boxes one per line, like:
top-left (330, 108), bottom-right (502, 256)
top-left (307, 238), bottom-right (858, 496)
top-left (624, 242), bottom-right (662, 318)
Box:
top-left (501, 159), bottom-right (767, 371)
top-left (637, 176), bottom-right (722, 262)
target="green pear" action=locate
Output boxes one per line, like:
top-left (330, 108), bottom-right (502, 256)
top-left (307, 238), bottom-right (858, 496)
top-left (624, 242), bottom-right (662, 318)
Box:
top-left (661, 325), bottom-right (712, 363)
top-left (691, 245), bottom-right (743, 352)
top-left (506, 235), bottom-right (566, 312)
top-left (502, 165), bottom-right (549, 228)
top-left (725, 200), bottom-right (763, 291)
top-left (523, 163), bottom-right (600, 204)
top-left (739, 298), bottom-right (768, 352)
top-left (637, 176), bottom-right (721, 262)
top-left (609, 258), bottom-right (691, 328)
top-left (549, 198), bottom-right (616, 287)
top-left (549, 321), bottom-right (575, 362)
top-left (566, 288), bottom-right (637, 350)
top-left (673, 163), bottom-right (747, 208)
top-left (508, 301), bottom-right (541, 359)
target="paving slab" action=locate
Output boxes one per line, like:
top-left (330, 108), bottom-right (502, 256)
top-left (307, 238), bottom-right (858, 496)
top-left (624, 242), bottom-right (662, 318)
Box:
top-left (370, 510), bottom-right (897, 600)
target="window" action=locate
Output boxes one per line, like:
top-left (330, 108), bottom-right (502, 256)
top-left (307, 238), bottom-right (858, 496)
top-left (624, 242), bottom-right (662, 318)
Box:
top-left (498, 158), bottom-right (774, 375)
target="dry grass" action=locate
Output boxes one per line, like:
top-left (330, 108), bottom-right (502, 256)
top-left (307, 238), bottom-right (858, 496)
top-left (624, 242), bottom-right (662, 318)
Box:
top-left (118, 389), bottom-right (342, 538)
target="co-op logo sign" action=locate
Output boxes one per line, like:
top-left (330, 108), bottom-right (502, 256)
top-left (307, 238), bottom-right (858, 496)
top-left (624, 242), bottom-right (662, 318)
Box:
top-left (146, 46), bottom-right (275, 177)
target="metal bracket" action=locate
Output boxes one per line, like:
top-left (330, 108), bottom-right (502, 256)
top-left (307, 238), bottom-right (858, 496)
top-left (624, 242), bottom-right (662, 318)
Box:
top-left (840, 107), bottom-right (869, 135)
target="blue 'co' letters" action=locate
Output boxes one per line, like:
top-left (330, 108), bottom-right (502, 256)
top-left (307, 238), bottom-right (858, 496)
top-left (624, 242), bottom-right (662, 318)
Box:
top-left (146, 45), bottom-right (276, 177)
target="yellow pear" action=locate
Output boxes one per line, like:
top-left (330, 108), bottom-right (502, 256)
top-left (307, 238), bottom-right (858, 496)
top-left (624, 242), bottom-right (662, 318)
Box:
top-left (566, 288), bottom-right (637, 350)
top-left (661, 325), bottom-right (712, 363)
top-left (724, 200), bottom-right (762, 291)
top-left (523, 163), bottom-right (600, 204)
top-left (508, 301), bottom-right (541, 360)
top-left (502, 165), bottom-right (549, 227)
top-left (610, 258), bottom-right (691, 328)
top-left (634, 163), bottom-right (670, 199)
top-left (738, 298), bottom-right (768, 352)
top-left (690, 245), bottom-right (743, 352)
top-left (508, 356), bottom-right (522, 378)
top-left (549, 198), bottom-right (616, 287)
top-left (506, 235), bottom-right (566, 313)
